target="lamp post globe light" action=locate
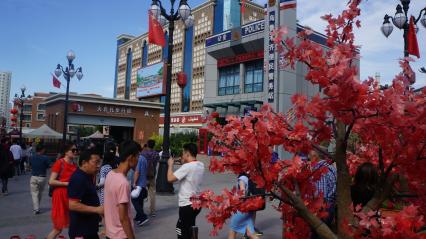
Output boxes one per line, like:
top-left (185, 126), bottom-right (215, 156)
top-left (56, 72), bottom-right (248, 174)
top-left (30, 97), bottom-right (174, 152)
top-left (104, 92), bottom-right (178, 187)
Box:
top-left (381, 1), bottom-right (426, 57)
top-left (14, 85), bottom-right (31, 143)
top-left (54, 50), bottom-right (83, 147)
top-left (150, 0), bottom-right (193, 193)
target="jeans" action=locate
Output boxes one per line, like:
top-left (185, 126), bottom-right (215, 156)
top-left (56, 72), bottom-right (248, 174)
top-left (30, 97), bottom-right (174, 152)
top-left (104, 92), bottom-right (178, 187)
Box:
top-left (1, 177), bottom-right (8, 193)
top-left (14, 160), bottom-right (21, 176)
top-left (30, 176), bottom-right (47, 211)
top-left (131, 187), bottom-right (148, 222)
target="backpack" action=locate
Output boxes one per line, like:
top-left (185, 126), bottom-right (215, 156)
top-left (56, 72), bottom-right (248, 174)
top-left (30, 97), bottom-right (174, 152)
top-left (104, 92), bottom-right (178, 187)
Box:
top-left (147, 159), bottom-right (155, 179)
top-left (144, 150), bottom-right (159, 179)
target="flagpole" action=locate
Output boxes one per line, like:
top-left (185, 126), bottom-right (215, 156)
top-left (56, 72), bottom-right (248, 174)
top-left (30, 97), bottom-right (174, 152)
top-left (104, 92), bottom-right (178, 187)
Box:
top-left (380, 1), bottom-right (426, 84)
top-left (157, 4), bottom-right (175, 194)
top-left (53, 51), bottom-right (84, 150)
top-left (150, 0), bottom-right (193, 193)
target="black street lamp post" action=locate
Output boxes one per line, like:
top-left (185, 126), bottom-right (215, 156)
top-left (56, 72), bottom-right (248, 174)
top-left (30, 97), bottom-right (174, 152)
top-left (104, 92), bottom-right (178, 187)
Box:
top-left (14, 86), bottom-right (31, 143)
top-left (54, 51), bottom-right (84, 146)
top-left (381, 1), bottom-right (426, 57)
top-left (150, 0), bottom-right (194, 193)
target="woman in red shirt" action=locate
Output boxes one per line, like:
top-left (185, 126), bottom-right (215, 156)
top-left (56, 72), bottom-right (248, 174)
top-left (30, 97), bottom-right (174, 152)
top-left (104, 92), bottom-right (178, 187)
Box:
top-left (47, 143), bottom-right (78, 239)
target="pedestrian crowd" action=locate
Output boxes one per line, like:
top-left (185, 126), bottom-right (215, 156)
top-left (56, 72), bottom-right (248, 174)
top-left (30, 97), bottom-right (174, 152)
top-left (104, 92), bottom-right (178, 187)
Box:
top-left (1, 138), bottom-right (35, 195)
top-left (1, 137), bottom-right (206, 239)
top-left (0, 135), bottom-right (382, 239)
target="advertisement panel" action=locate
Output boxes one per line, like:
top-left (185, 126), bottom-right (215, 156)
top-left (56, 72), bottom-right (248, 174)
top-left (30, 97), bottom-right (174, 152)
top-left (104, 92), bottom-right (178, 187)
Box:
top-left (136, 62), bottom-right (166, 98)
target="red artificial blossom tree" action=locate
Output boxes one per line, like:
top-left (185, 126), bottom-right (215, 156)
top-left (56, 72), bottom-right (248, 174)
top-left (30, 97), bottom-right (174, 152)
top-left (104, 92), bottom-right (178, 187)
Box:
top-left (191, 1), bottom-right (426, 239)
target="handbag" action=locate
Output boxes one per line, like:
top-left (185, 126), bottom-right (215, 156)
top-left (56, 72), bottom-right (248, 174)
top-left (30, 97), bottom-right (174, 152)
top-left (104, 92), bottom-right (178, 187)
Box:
top-left (48, 159), bottom-right (64, 197)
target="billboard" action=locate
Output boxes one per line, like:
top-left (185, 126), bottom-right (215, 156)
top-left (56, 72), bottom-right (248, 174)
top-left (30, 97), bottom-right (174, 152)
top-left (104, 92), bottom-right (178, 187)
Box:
top-left (136, 62), bottom-right (166, 98)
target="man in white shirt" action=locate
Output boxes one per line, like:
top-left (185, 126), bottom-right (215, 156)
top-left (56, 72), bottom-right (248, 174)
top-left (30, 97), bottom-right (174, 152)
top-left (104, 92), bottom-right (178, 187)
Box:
top-left (9, 141), bottom-right (22, 176)
top-left (167, 143), bottom-right (205, 239)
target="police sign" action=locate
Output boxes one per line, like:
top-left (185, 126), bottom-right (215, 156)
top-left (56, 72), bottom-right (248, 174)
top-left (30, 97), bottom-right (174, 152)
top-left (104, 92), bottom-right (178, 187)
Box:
top-left (242, 20), bottom-right (265, 37)
top-left (205, 31), bottom-right (232, 47)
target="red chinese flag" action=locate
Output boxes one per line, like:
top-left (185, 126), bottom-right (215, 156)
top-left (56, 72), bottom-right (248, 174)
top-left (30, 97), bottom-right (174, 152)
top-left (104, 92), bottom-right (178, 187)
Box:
top-left (52, 74), bottom-right (61, 88)
top-left (241, 0), bottom-right (245, 14)
top-left (407, 16), bottom-right (420, 58)
top-left (148, 12), bottom-right (165, 47)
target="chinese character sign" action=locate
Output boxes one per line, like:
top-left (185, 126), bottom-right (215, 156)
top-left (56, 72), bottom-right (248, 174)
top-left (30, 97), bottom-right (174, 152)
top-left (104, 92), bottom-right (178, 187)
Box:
top-left (96, 105), bottom-right (132, 115)
top-left (268, 7), bottom-right (276, 103)
top-left (159, 115), bottom-right (203, 125)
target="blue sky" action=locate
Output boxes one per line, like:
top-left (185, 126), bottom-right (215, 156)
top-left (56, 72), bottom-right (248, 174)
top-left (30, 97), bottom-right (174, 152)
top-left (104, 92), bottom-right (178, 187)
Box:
top-left (0, 0), bottom-right (425, 100)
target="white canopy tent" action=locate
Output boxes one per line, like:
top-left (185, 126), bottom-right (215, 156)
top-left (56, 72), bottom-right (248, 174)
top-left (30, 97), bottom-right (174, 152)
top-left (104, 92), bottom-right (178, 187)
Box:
top-left (24, 124), bottom-right (62, 139)
top-left (7, 128), bottom-right (34, 134)
top-left (82, 130), bottom-right (105, 139)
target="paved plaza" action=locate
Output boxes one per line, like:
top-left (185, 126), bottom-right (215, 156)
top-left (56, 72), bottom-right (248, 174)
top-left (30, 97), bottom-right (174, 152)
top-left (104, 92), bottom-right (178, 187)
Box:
top-left (0, 156), bottom-right (282, 239)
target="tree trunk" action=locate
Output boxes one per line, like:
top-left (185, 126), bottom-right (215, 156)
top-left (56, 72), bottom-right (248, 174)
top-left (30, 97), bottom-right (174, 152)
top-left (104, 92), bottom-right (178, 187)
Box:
top-left (280, 186), bottom-right (338, 239)
top-left (335, 121), bottom-right (354, 239)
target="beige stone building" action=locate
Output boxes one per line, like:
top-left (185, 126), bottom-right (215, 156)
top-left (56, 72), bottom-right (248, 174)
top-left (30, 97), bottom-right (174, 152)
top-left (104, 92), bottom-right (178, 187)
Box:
top-left (113, 0), bottom-right (264, 130)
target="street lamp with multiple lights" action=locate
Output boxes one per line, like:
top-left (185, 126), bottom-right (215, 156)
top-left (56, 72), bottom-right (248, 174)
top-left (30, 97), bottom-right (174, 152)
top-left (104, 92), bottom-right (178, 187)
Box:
top-left (14, 86), bottom-right (31, 143)
top-left (54, 50), bottom-right (84, 145)
top-left (150, 0), bottom-right (194, 193)
top-left (381, 0), bottom-right (426, 58)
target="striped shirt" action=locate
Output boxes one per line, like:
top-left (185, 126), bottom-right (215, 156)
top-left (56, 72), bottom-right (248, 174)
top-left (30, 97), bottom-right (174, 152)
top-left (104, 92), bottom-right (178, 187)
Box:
top-left (314, 160), bottom-right (337, 205)
top-left (98, 164), bottom-right (112, 205)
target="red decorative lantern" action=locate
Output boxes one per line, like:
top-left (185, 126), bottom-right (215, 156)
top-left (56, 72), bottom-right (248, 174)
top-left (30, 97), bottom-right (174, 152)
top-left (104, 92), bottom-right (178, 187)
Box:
top-left (71, 103), bottom-right (79, 112)
top-left (177, 72), bottom-right (187, 88)
top-left (10, 108), bottom-right (18, 115)
top-left (211, 112), bottom-right (219, 118)
top-left (11, 123), bottom-right (16, 127)
top-left (10, 116), bottom-right (17, 122)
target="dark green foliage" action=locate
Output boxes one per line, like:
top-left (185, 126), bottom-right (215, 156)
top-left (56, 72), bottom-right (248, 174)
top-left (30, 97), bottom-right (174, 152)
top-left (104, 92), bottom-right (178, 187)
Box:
top-left (150, 131), bottom-right (198, 157)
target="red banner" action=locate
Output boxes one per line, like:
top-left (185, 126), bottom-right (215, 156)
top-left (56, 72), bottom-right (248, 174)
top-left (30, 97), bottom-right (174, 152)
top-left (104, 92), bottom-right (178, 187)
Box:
top-left (217, 51), bottom-right (264, 67)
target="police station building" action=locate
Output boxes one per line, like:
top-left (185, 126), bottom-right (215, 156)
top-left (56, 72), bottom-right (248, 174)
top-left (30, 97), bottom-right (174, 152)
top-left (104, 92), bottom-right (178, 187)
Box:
top-left (204, 0), bottom-right (329, 117)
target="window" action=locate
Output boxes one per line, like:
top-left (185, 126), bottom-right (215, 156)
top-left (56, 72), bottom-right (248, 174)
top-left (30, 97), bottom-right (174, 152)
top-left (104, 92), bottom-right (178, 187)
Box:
top-left (37, 104), bottom-right (46, 111)
top-left (244, 60), bottom-right (264, 93)
top-left (26, 123), bottom-right (30, 128)
top-left (37, 113), bottom-right (45, 121)
top-left (23, 104), bottom-right (32, 112)
top-left (23, 114), bottom-right (31, 121)
top-left (218, 65), bottom-right (240, 96)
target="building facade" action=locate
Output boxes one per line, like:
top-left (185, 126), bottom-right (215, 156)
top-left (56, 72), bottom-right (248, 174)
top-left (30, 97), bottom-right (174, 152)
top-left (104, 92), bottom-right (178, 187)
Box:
top-left (204, 0), bottom-right (360, 157)
top-left (204, 2), bottom-right (323, 117)
top-left (114, 0), bottom-right (264, 131)
top-left (11, 91), bottom-right (162, 142)
top-left (44, 94), bottom-right (162, 142)
top-left (14, 92), bottom-right (54, 129)
top-left (0, 71), bottom-right (12, 127)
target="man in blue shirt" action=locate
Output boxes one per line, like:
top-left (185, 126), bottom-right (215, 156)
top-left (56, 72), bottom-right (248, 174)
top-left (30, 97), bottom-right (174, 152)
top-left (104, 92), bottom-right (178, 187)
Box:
top-left (68, 149), bottom-right (104, 239)
top-left (141, 139), bottom-right (160, 217)
top-left (132, 150), bottom-right (149, 226)
top-left (29, 143), bottom-right (50, 214)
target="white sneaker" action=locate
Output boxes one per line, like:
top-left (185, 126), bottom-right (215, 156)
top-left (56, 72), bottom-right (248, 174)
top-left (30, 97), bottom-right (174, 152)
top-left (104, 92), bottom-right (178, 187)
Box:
top-left (137, 218), bottom-right (149, 226)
